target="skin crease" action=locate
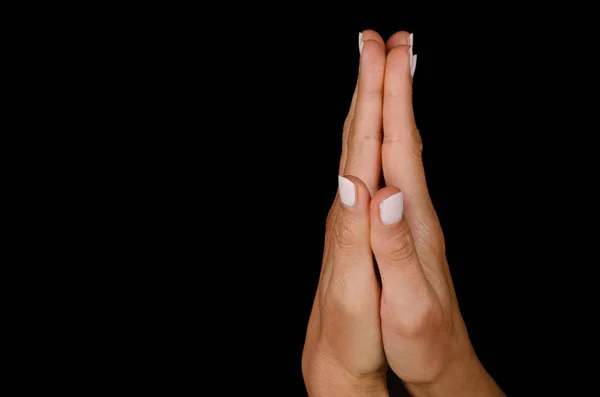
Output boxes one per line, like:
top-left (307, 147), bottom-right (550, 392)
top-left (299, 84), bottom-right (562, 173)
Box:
top-left (301, 30), bottom-right (506, 397)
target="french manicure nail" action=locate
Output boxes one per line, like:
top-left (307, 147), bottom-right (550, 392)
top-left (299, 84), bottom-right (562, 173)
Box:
top-left (358, 32), bottom-right (363, 54)
top-left (380, 192), bottom-right (403, 225)
top-left (338, 175), bottom-right (356, 207)
top-left (409, 33), bottom-right (416, 77)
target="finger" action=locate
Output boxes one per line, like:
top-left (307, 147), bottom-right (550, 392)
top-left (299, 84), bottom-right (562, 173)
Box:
top-left (340, 31), bottom-right (385, 176)
top-left (359, 30), bottom-right (385, 52)
top-left (322, 175), bottom-right (384, 370)
top-left (385, 31), bottom-right (410, 52)
top-left (386, 31), bottom-right (416, 76)
top-left (409, 33), bottom-right (417, 77)
top-left (322, 175), bottom-right (374, 296)
top-left (370, 187), bottom-right (442, 338)
top-left (339, 83), bottom-right (357, 175)
top-left (382, 40), bottom-right (444, 260)
top-left (343, 30), bottom-right (385, 196)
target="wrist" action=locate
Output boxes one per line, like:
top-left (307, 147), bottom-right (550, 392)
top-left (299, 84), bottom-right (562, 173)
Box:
top-left (405, 350), bottom-right (504, 397)
top-left (307, 376), bottom-right (389, 397)
top-left (309, 384), bottom-right (389, 397)
top-left (304, 354), bottom-right (388, 397)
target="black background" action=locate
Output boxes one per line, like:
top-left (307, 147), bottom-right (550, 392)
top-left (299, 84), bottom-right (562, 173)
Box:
top-left (138, 5), bottom-right (595, 396)
top-left (277, 13), bottom-right (512, 395)
top-left (20, 3), bottom-right (598, 395)
top-left (289, 27), bottom-right (510, 397)
top-left (234, 12), bottom-right (519, 396)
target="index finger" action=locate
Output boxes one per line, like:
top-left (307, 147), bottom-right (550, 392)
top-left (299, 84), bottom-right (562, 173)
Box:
top-left (342, 30), bottom-right (386, 196)
top-left (382, 34), bottom-right (443, 256)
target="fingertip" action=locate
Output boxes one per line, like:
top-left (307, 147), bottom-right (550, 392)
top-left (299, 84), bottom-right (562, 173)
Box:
top-left (359, 39), bottom-right (386, 89)
top-left (371, 187), bottom-right (403, 226)
top-left (339, 174), bottom-right (371, 211)
top-left (360, 29), bottom-right (385, 45)
top-left (371, 186), bottom-right (402, 207)
top-left (385, 31), bottom-right (411, 52)
top-left (380, 192), bottom-right (404, 226)
top-left (384, 45), bottom-right (413, 98)
top-left (360, 38), bottom-right (386, 62)
top-left (387, 44), bottom-right (412, 69)
top-left (338, 175), bottom-right (356, 207)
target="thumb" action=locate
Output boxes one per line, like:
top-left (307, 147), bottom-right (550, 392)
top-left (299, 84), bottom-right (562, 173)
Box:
top-left (323, 175), bottom-right (374, 310)
top-left (330, 175), bottom-right (372, 264)
top-left (314, 175), bottom-right (386, 382)
top-left (322, 175), bottom-right (382, 366)
top-left (370, 187), bottom-right (440, 338)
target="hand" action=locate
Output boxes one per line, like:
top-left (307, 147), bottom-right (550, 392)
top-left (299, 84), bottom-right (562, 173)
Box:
top-left (303, 29), bottom-right (505, 397)
top-left (369, 31), bottom-right (505, 396)
top-left (301, 30), bottom-right (389, 397)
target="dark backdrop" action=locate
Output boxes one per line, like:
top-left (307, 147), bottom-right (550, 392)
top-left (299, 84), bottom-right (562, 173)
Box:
top-left (260, 13), bottom-right (517, 396)
top-left (146, 5), bottom-right (593, 396)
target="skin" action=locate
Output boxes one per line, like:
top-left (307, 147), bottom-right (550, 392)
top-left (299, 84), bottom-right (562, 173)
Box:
top-left (301, 30), bottom-right (506, 397)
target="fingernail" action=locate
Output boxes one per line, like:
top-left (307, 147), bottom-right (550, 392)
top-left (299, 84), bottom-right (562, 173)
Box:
top-left (358, 32), bottom-right (363, 54)
top-left (409, 33), bottom-right (416, 77)
top-left (380, 192), bottom-right (403, 225)
top-left (338, 175), bottom-right (356, 207)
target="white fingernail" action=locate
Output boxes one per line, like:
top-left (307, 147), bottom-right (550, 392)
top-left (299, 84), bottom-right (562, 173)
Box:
top-left (338, 175), bottom-right (356, 207)
top-left (409, 33), bottom-right (416, 77)
top-left (380, 192), bottom-right (403, 225)
top-left (358, 32), bottom-right (363, 54)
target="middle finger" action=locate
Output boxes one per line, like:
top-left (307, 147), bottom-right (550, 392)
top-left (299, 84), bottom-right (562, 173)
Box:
top-left (342, 30), bottom-right (386, 196)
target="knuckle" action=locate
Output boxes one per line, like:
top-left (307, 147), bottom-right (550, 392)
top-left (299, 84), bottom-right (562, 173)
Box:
top-left (361, 39), bottom-right (385, 63)
top-left (381, 295), bottom-right (443, 339)
top-left (359, 81), bottom-right (384, 98)
top-left (332, 213), bottom-right (359, 251)
top-left (413, 207), bottom-right (446, 258)
top-left (409, 127), bottom-right (424, 159)
top-left (413, 214), bottom-right (445, 255)
top-left (386, 240), bottom-right (417, 265)
top-left (376, 225), bottom-right (417, 265)
top-left (326, 280), bottom-right (371, 319)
